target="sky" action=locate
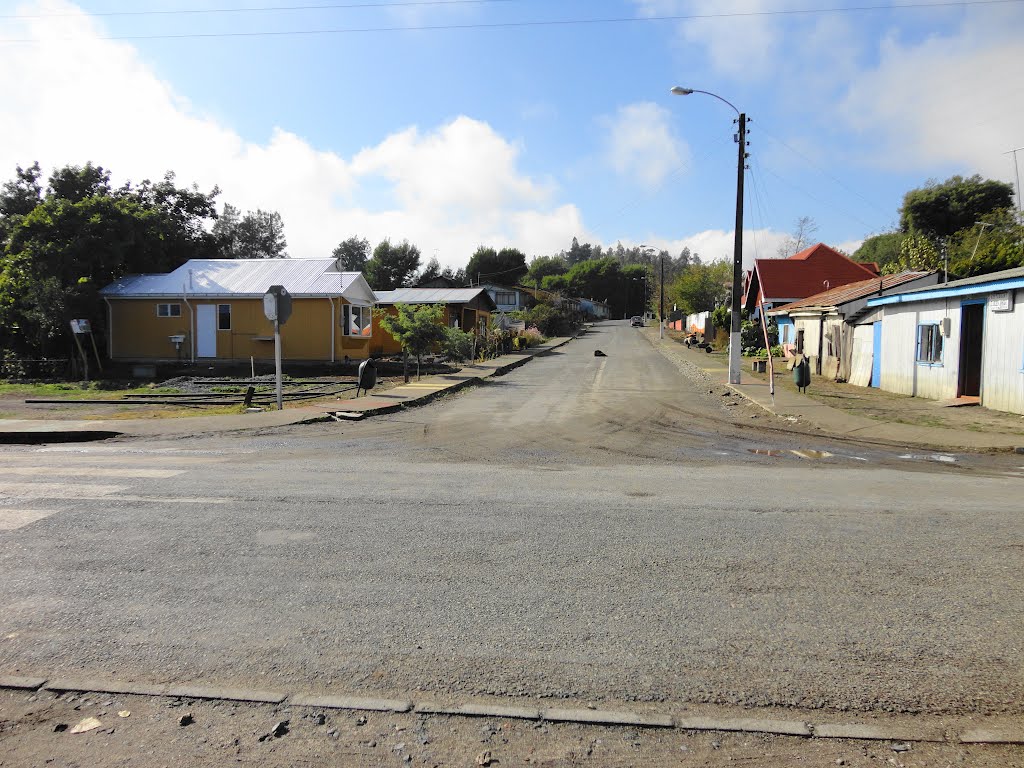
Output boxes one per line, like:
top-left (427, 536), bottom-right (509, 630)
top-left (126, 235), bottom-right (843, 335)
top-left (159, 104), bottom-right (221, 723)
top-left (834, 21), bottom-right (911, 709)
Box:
top-left (1, 0), bottom-right (1022, 272)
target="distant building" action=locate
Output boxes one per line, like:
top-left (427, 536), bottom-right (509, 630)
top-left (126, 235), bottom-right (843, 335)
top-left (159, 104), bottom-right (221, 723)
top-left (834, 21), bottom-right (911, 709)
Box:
top-left (372, 287), bottom-right (497, 356)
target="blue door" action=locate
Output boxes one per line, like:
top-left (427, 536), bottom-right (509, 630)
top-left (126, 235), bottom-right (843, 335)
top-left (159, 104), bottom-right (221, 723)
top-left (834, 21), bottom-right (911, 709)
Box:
top-left (870, 321), bottom-right (882, 388)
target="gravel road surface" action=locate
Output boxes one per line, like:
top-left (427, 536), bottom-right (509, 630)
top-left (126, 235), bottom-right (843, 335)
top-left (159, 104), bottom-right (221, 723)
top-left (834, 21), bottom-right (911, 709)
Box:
top-left (1, 321), bottom-right (1022, 729)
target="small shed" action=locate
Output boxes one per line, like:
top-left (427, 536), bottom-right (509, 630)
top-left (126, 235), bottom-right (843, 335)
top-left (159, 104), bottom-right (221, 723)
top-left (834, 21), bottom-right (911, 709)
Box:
top-left (863, 266), bottom-right (1024, 414)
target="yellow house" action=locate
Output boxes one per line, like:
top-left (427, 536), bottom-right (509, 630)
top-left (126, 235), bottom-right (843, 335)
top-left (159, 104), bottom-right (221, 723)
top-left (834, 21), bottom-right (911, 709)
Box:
top-left (99, 258), bottom-right (377, 363)
top-left (371, 288), bottom-right (497, 356)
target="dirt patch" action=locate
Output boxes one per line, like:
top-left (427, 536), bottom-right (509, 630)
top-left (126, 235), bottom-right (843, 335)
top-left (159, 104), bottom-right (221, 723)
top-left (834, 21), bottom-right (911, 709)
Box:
top-left (744, 361), bottom-right (1024, 437)
top-left (1, 690), bottom-right (1020, 767)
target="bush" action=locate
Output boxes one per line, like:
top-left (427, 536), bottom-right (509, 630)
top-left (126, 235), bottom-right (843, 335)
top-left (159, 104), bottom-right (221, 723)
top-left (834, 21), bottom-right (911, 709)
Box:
top-left (441, 326), bottom-right (475, 362)
top-left (519, 326), bottom-right (543, 347)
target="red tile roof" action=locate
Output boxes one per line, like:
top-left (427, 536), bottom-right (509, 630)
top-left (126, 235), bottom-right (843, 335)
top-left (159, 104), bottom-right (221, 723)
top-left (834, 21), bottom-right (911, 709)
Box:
top-left (768, 271), bottom-right (931, 313)
top-left (744, 243), bottom-right (879, 309)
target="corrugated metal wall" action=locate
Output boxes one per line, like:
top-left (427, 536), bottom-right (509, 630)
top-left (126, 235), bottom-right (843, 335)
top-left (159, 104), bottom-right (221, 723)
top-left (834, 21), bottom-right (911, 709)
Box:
top-left (981, 292), bottom-right (1024, 414)
top-left (880, 301), bottom-right (959, 400)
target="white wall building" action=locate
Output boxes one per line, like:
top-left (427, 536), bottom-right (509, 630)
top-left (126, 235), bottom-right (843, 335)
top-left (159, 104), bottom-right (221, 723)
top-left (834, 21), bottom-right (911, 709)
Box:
top-left (864, 267), bottom-right (1024, 414)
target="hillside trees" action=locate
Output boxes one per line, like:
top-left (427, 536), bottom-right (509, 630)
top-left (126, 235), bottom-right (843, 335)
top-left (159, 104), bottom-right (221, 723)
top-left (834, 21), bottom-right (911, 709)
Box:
top-left (332, 235), bottom-right (370, 271)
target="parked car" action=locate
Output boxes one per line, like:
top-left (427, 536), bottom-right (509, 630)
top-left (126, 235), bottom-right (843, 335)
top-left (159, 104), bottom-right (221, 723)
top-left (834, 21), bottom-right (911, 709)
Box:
top-left (630, 316), bottom-right (644, 327)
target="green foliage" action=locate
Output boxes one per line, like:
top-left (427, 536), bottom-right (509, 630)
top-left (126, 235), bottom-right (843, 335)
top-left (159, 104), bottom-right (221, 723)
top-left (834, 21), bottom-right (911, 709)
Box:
top-left (465, 246), bottom-right (528, 286)
top-left (711, 305), bottom-right (730, 330)
top-left (668, 260), bottom-right (730, 315)
top-left (946, 210), bottom-right (1024, 278)
top-left (853, 232), bottom-right (906, 271)
top-left (213, 204), bottom-right (287, 258)
top-left (882, 233), bottom-right (942, 275)
top-left (899, 174), bottom-right (1013, 239)
top-left (332, 235), bottom-right (370, 271)
top-left (510, 302), bottom-right (577, 337)
top-left (441, 325), bottom-right (475, 362)
top-left (416, 256), bottom-right (443, 285)
top-left (525, 255), bottom-right (567, 286)
top-left (364, 239), bottom-right (421, 290)
top-left (375, 303), bottom-right (445, 377)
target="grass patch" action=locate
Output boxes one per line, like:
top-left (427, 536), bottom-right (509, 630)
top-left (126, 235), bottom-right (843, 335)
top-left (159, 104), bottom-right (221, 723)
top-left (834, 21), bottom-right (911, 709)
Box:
top-left (0, 381), bottom-right (181, 398)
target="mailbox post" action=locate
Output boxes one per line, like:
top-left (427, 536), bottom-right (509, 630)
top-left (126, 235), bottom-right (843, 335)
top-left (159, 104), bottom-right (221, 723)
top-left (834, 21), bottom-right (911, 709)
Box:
top-left (263, 285), bottom-right (292, 410)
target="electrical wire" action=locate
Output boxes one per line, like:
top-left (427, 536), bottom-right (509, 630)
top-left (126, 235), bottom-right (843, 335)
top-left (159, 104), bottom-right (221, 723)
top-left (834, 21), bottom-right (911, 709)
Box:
top-left (2, 0), bottom-right (518, 19)
top-left (3, 0), bottom-right (1021, 42)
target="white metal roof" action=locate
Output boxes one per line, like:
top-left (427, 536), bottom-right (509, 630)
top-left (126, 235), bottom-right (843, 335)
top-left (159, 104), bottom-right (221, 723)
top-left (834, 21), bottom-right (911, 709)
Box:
top-left (100, 258), bottom-right (371, 300)
top-left (374, 288), bottom-right (495, 305)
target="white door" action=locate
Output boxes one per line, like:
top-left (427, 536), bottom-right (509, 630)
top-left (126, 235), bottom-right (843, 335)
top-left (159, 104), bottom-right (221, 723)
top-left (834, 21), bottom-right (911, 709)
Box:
top-left (196, 304), bottom-right (217, 357)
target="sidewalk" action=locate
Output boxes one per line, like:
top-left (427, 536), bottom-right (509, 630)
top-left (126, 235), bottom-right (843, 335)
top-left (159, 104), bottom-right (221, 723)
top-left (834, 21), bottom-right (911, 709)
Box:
top-left (645, 328), bottom-right (1024, 452)
top-left (0, 337), bottom-right (576, 443)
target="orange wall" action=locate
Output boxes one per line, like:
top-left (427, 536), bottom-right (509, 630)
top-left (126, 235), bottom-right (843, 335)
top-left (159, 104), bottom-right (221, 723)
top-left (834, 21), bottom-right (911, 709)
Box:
top-left (108, 298), bottom-right (371, 362)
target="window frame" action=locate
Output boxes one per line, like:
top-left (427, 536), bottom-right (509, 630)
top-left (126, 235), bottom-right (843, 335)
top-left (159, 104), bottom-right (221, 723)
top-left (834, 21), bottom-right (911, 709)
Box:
top-left (156, 303), bottom-right (181, 318)
top-left (216, 303), bottom-right (232, 331)
top-left (342, 304), bottom-right (372, 337)
top-left (915, 322), bottom-right (943, 365)
top-left (494, 291), bottom-right (517, 306)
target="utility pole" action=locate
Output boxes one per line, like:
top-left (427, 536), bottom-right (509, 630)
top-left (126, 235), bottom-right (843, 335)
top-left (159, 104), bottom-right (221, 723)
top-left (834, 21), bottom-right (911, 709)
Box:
top-left (1004, 147), bottom-right (1024, 222)
top-left (729, 113), bottom-right (747, 385)
top-left (660, 253), bottom-right (665, 339)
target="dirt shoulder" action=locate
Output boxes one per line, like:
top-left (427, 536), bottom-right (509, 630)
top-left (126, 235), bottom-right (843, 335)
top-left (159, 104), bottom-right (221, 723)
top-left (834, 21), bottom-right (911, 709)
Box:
top-left (2, 689), bottom-right (1020, 768)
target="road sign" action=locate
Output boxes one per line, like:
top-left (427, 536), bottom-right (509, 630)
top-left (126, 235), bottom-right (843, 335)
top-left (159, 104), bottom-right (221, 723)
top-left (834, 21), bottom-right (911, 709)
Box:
top-left (263, 285), bottom-right (293, 324)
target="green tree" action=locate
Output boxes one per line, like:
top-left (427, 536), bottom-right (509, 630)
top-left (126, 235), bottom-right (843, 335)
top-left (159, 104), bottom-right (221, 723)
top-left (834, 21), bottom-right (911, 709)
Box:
top-left (415, 256), bottom-right (443, 285)
top-left (0, 162), bottom-right (43, 246)
top-left (465, 245), bottom-right (528, 286)
top-left (900, 175), bottom-right (1013, 239)
top-left (947, 210), bottom-right (1024, 278)
top-left (525, 255), bottom-right (567, 286)
top-left (669, 260), bottom-right (731, 315)
top-left (882, 232), bottom-right (942, 275)
top-left (213, 205), bottom-right (286, 258)
top-left (853, 232), bottom-right (906, 272)
top-left (364, 239), bottom-right (421, 290)
top-left (375, 303), bottom-right (445, 378)
top-left (332, 235), bottom-right (371, 271)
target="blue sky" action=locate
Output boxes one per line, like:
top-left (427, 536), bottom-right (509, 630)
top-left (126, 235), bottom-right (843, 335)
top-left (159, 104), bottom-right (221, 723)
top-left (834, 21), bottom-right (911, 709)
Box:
top-left (1, 0), bottom-right (1022, 270)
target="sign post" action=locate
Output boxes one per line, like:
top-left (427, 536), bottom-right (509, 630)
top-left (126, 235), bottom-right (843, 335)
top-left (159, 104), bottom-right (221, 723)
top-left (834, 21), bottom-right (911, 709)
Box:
top-left (262, 286), bottom-right (292, 410)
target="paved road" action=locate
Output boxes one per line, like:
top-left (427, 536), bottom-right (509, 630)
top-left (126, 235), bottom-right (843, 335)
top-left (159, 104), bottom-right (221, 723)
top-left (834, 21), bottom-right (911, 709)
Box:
top-left (1, 321), bottom-right (1022, 717)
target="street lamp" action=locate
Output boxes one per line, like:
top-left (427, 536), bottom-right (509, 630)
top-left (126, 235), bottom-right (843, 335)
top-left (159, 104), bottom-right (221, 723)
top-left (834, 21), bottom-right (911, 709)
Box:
top-left (671, 85), bottom-right (747, 385)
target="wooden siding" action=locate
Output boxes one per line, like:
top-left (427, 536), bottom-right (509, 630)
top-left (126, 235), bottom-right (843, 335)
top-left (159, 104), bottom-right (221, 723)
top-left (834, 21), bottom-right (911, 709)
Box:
top-left (981, 291), bottom-right (1024, 414)
top-left (108, 297), bottom-right (371, 362)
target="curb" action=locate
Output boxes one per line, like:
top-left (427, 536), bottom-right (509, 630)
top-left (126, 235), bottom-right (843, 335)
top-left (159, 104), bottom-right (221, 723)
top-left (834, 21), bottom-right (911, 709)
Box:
top-left (3, 675), bottom-right (1019, 744)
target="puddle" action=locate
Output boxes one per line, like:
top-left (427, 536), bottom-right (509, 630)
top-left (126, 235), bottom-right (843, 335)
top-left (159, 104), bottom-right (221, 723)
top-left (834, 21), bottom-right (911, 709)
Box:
top-left (748, 449), bottom-right (833, 459)
top-left (835, 455), bottom-right (869, 462)
top-left (898, 454), bottom-right (957, 464)
top-left (790, 450), bottom-right (833, 460)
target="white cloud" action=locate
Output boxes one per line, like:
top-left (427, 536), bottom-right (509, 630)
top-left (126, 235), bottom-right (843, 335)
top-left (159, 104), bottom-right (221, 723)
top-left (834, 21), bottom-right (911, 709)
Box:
top-left (839, 7), bottom-right (1024, 179)
top-left (603, 102), bottom-right (687, 186)
top-left (0, 0), bottom-right (590, 267)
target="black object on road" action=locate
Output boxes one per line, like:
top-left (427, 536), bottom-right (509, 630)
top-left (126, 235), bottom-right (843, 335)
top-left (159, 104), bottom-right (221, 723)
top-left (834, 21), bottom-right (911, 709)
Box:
top-left (793, 357), bottom-right (811, 393)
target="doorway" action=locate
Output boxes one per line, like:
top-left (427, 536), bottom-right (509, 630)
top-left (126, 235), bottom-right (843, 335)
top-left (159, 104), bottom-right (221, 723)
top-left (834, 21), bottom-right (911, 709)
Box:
top-left (957, 302), bottom-right (984, 398)
top-left (196, 304), bottom-right (217, 358)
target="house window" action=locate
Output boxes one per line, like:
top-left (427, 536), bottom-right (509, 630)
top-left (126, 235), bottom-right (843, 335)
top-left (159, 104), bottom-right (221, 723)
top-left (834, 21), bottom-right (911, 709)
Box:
top-left (916, 323), bottom-right (942, 364)
top-left (157, 303), bottom-right (181, 318)
top-left (342, 305), bottom-right (372, 336)
top-left (780, 324), bottom-right (791, 344)
top-left (796, 329), bottom-right (805, 354)
top-left (495, 291), bottom-right (516, 306)
top-left (217, 304), bottom-right (231, 331)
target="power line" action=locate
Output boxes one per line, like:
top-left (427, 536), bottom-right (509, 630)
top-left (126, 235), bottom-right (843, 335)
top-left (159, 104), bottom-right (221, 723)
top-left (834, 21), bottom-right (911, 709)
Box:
top-left (1, 0), bottom-right (518, 20)
top-left (2, 0), bottom-right (1020, 42)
